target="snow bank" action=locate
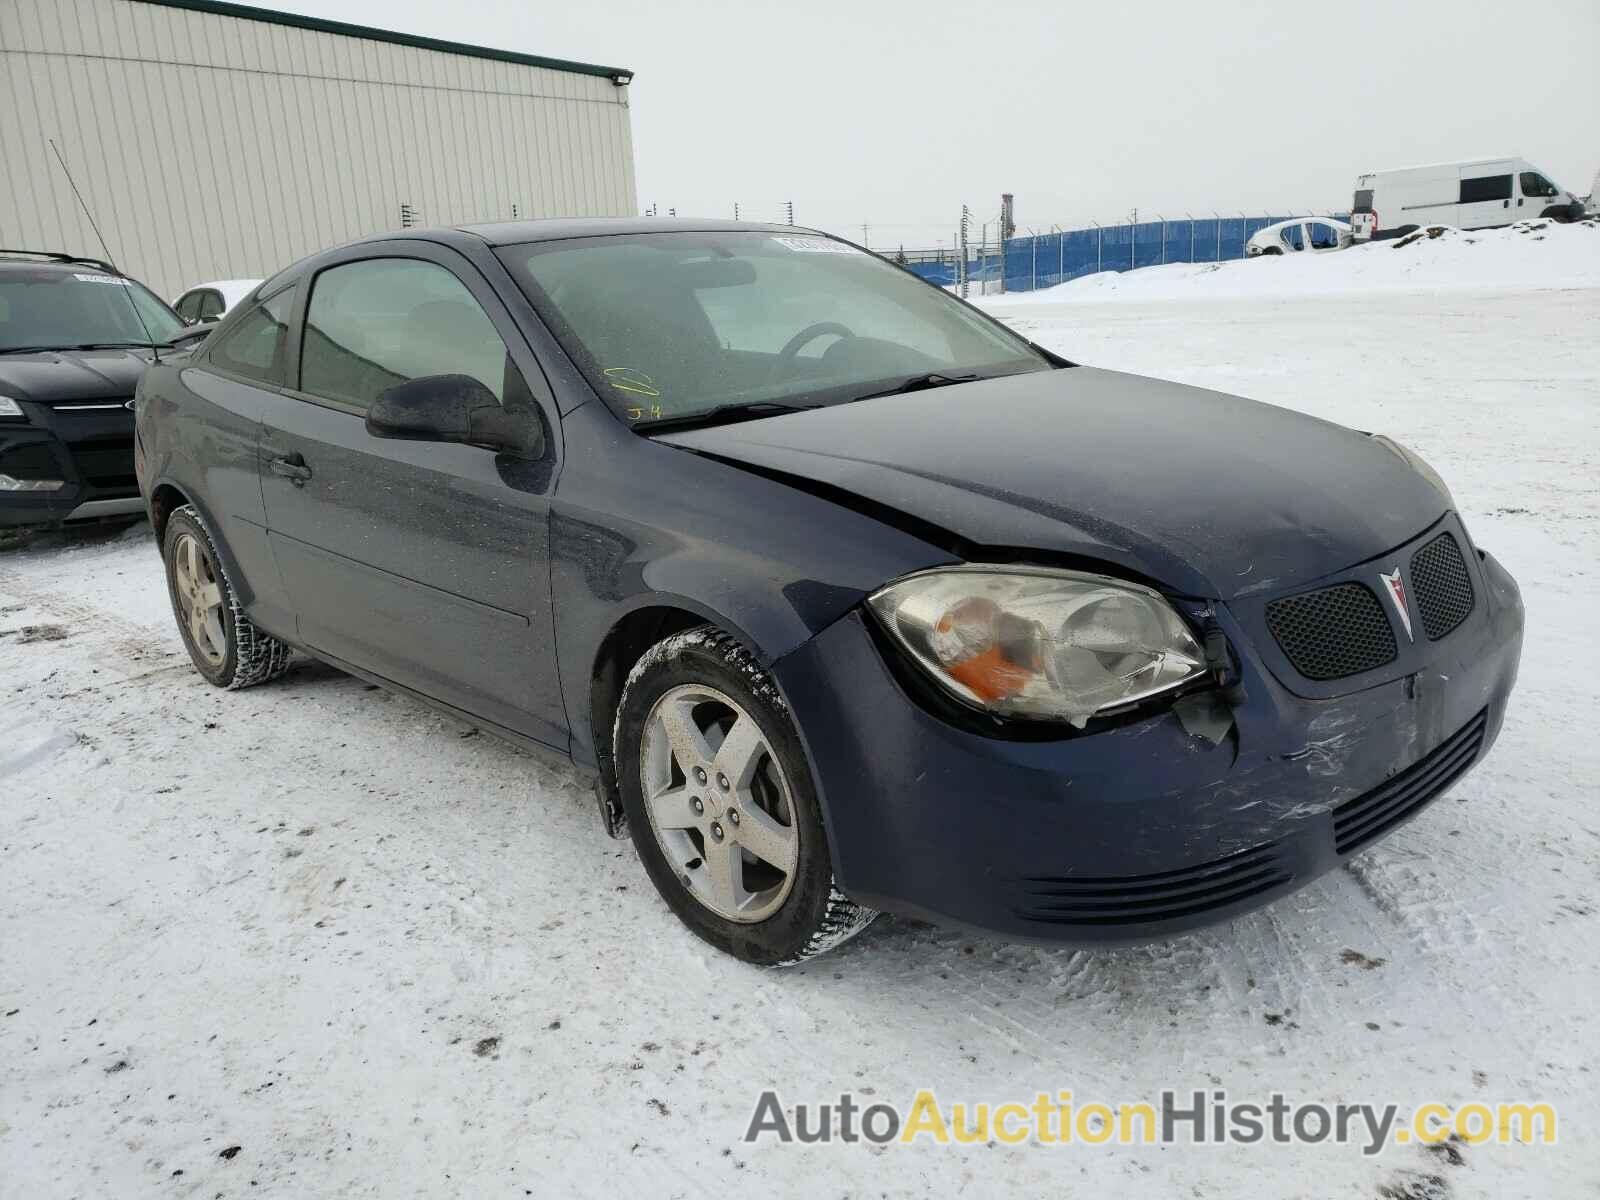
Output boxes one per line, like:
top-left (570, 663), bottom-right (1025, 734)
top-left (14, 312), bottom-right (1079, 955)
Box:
top-left (980, 218), bottom-right (1600, 305)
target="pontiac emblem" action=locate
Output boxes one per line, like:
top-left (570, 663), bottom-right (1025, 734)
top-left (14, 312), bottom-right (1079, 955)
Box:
top-left (1379, 568), bottom-right (1413, 642)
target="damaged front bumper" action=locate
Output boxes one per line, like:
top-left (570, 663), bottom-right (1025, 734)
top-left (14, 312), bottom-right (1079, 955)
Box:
top-left (771, 540), bottom-right (1523, 945)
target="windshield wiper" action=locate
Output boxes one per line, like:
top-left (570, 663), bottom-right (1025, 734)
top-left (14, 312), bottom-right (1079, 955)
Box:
top-left (846, 372), bottom-right (981, 404)
top-left (635, 400), bottom-right (821, 435)
top-left (0, 341), bottom-right (157, 355)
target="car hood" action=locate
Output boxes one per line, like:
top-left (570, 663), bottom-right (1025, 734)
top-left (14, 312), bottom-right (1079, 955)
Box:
top-left (0, 348), bottom-right (153, 405)
top-left (657, 367), bottom-right (1449, 601)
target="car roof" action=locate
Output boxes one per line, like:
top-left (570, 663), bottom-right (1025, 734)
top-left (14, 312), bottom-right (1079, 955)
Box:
top-left (451, 217), bottom-right (823, 246)
top-left (1360, 155), bottom-right (1519, 175)
top-left (260, 219), bottom-right (846, 289)
top-left (0, 255), bottom-right (118, 277)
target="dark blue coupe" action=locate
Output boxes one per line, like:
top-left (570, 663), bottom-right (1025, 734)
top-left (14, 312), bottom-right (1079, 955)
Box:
top-left (134, 220), bottom-right (1523, 964)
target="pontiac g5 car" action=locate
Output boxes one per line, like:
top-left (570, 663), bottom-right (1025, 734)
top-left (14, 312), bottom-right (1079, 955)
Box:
top-left (2, 251), bottom-right (183, 527)
top-left (133, 220), bottom-right (1523, 965)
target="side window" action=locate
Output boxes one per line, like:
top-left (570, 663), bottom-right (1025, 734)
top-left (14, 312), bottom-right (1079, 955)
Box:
top-left (175, 291), bottom-right (201, 322)
top-left (1281, 223), bottom-right (1304, 251)
top-left (1308, 222), bottom-right (1339, 249)
top-left (1460, 174), bottom-right (1512, 203)
top-left (206, 288), bottom-right (293, 386)
top-left (300, 258), bottom-right (515, 411)
top-left (198, 290), bottom-right (226, 321)
top-left (1519, 172), bottom-right (1556, 198)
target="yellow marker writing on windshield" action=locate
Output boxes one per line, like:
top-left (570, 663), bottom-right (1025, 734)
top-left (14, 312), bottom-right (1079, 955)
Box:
top-left (604, 366), bottom-right (660, 398)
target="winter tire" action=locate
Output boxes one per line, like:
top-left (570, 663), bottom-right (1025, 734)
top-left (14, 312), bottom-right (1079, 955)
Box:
top-left (162, 504), bottom-right (293, 690)
top-left (615, 625), bottom-right (878, 966)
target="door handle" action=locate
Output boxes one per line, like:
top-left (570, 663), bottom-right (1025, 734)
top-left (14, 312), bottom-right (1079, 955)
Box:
top-left (269, 453), bottom-right (312, 485)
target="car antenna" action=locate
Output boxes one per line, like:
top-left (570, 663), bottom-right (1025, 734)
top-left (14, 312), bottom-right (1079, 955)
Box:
top-left (47, 137), bottom-right (162, 364)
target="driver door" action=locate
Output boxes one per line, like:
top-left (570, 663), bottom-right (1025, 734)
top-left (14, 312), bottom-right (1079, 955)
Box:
top-left (258, 245), bottom-right (566, 748)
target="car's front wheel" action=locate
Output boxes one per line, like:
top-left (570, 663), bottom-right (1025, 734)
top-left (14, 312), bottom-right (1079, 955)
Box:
top-left (162, 504), bottom-right (293, 689)
top-left (614, 626), bottom-right (877, 965)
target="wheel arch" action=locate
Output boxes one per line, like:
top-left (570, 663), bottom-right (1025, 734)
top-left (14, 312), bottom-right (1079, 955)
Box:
top-left (146, 476), bottom-right (258, 608)
top-left (147, 480), bottom-right (190, 543)
top-left (587, 600), bottom-right (745, 789)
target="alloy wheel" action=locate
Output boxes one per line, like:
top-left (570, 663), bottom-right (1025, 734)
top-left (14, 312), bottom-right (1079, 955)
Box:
top-left (172, 531), bottom-right (227, 667)
top-left (638, 683), bottom-right (800, 923)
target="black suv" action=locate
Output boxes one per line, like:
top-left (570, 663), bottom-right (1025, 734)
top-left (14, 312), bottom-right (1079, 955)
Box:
top-left (1, 251), bottom-right (184, 528)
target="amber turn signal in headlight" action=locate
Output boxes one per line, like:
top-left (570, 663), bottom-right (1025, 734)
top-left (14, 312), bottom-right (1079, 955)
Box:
top-left (868, 566), bottom-right (1207, 727)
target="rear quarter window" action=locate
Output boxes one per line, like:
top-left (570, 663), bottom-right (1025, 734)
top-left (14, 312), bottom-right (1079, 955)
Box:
top-left (206, 289), bottom-right (293, 386)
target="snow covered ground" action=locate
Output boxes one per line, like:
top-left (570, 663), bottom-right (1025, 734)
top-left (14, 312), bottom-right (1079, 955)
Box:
top-left (3, 231), bottom-right (1598, 1199)
top-left (983, 217), bottom-right (1600, 305)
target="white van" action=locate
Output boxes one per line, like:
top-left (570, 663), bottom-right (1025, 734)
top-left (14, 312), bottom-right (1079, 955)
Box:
top-left (1350, 156), bottom-right (1584, 240)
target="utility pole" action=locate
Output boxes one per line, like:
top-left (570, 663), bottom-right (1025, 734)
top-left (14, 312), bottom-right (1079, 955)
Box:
top-left (997, 195), bottom-right (1015, 294)
top-left (861, 222), bottom-right (869, 248)
top-left (784, 200), bottom-right (794, 226)
top-left (958, 205), bottom-right (971, 298)
top-left (733, 202), bottom-right (740, 220)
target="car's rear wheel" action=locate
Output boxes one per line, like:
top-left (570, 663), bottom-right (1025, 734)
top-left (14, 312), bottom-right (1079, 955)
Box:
top-left (162, 505), bottom-right (292, 689)
top-left (614, 626), bottom-right (877, 965)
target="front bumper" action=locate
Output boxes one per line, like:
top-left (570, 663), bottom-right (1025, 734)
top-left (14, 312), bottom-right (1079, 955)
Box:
top-left (1540, 201), bottom-right (1587, 222)
top-left (773, 543), bottom-right (1523, 944)
top-left (0, 404), bottom-right (138, 528)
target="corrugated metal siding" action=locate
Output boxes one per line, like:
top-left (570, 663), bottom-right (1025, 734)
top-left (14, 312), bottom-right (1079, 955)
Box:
top-left (0, 0), bottom-right (637, 298)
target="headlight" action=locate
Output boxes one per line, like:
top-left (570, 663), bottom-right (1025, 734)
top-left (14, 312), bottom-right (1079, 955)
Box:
top-left (0, 473), bottom-right (65, 491)
top-left (868, 566), bottom-right (1207, 727)
top-left (0, 395), bottom-right (24, 419)
top-left (1371, 434), bottom-right (1454, 505)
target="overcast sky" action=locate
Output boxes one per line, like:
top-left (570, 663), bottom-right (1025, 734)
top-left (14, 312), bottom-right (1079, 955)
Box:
top-left (284, 0), bottom-right (1597, 248)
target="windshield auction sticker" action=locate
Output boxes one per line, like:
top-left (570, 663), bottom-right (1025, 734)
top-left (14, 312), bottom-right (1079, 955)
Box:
top-left (770, 236), bottom-right (862, 255)
top-left (742, 1088), bottom-right (1557, 1154)
top-left (72, 273), bottom-right (131, 284)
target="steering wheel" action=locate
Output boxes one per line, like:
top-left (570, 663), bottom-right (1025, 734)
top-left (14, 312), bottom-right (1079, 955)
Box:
top-left (770, 322), bottom-right (854, 382)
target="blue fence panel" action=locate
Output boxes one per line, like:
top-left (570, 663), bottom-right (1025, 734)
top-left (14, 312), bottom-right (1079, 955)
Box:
top-left (904, 261), bottom-right (956, 286)
top-left (906, 213), bottom-right (1351, 293)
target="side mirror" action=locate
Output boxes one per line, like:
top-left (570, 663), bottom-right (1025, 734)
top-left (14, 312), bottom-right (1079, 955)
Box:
top-left (366, 374), bottom-right (543, 457)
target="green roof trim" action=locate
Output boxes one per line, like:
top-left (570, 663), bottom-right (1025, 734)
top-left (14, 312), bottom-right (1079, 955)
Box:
top-left (128, 0), bottom-right (634, 82)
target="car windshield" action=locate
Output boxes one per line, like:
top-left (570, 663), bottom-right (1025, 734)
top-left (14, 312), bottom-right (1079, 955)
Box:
top-left (0, 269), bottom-right (183, 352)
top-left (496, 231), bottom-right (1052, 427)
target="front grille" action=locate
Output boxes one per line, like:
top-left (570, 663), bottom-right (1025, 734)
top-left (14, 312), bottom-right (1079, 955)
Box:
top-left (1409, 533), bottom-right (1475, 640)
top-left (1266, 582), bottom-right (1397, 680)
top-left (1015, 842), bottom-right (1292, 926)
top-left (0, 442), bottom-right (63, 480)
top-left (1332, 708), bottom-right (1487, 855)
top-left (67, 438), bottom-right (136, 491)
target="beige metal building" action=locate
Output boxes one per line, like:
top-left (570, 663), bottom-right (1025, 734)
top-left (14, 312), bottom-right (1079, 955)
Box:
top-left (0, 0), bottom-right (637, 298)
